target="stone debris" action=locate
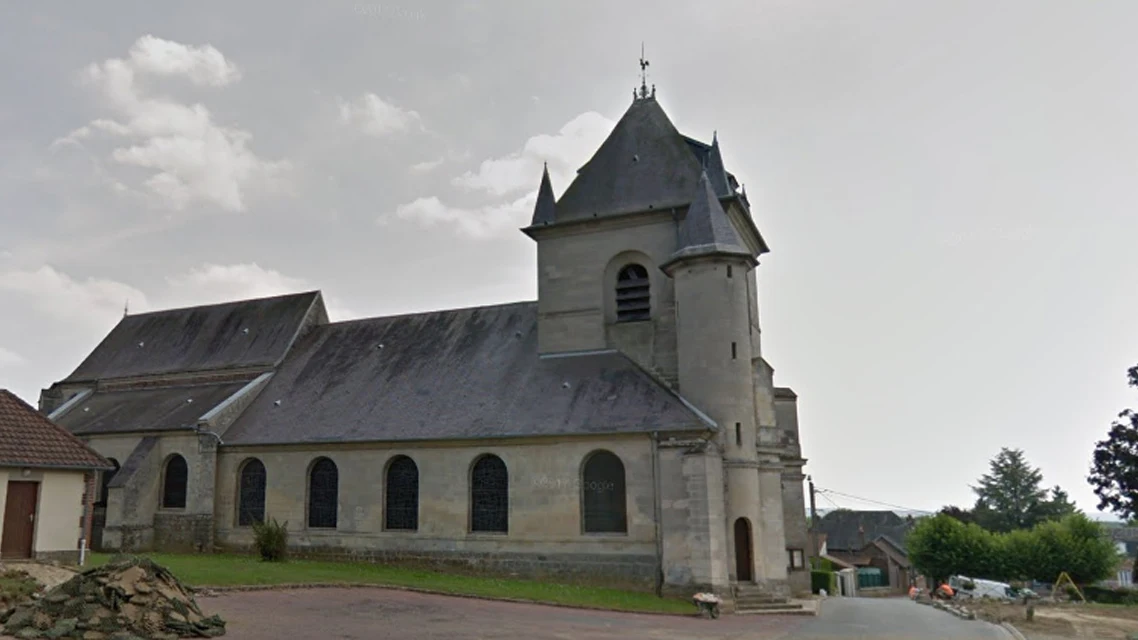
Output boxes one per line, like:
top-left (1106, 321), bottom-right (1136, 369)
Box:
top-left (0, 556), bottom-right (225, 639)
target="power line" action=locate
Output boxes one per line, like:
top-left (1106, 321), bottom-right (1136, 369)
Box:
top-left (816, 487), bottom-right (935, 515)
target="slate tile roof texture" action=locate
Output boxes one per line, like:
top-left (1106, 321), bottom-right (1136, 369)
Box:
top-left (0, 389), bottom-right (113, 470)
top-left (223, 301), bottom-right (714, 445)
top-left (63, 291), bottom-right (320, 383)
top-left (816, 510), bottom-right (913, 553)
top-left (665, 171), bottom-right (754, 267)
top-left (54, 382), bottom-right (249, 436)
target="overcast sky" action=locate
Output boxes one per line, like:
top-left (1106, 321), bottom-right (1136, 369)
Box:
top-left (2, 0), bottom-right (1136, 519)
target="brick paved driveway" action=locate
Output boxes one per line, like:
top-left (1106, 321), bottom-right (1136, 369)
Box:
top-left (206, 587), bottom-right (804, 639)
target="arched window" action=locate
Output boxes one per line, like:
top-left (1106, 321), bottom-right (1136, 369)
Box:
top-left (307, 457), bottom-right (338, 529)
top-left (97, 458), bottom-right (119, 507)
top-left (582, 451), bottom-right (628, 533)
top-left (616, 264), bottom-right (651, 322)
top-left (470, 455), bottom-right (508, 533)
top-left (162, 455), bottom-right (188, 509)
top-left (384, 455), bottom-right (419, 531)
top-left (238, 458), bottom-right (266, 526)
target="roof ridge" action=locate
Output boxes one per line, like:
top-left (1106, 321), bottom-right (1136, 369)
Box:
top-left (322, 300), bottom-right (537, 328)
top-left (122, 290), bottom-right (321, 319)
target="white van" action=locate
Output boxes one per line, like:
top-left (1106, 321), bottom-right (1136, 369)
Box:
top-left (949, 575), bottom-right (1014, 600)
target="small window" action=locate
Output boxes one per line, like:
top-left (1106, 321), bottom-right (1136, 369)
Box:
top-left (732, 342), bottom-right (737, 359)
top-left (308, 457), bottom-right (338, 529)
top-left (582, 451), bottom-right (628, 534)
top-left (471, 455), bottom-right (509, 533)
top-left (735, 423), bottom-right (742, 447)
top-left (727, 265), bottom-right (733, 278)
top-left (789, 548), bottom-right (806, 570)
top-left (238, 458), bottom-right (266, 526)
top-left (615, 264), bottom-right (651, 322)
top-left (97, 458), bottom-right (119, 507)
top-left (384, 455), bottom-right (419, 531)
top-left (162, 455), bottom-right (188, 509)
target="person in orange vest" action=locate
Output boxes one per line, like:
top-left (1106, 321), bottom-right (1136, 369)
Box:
top-left (936, 582), bottom-right (955, 599)
top-left (908, 585), bottom-right (920, 599)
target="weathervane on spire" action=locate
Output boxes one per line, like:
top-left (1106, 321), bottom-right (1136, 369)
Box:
top-left (636, 43), bottom-right (654, 100)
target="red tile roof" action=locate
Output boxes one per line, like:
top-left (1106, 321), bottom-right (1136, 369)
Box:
top-left (0, 390), bottom-right (112, 470)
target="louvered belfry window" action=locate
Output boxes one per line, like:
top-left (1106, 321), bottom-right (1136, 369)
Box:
top-left (616, 264), bottom-right (651, 322)
top-left (470, 455), bottom-right (509, 533)
top-left (162, 455), bottom-right (188, 509)
top-left (238, 458), bottom-right (266, 526)
top-left (384, 455), bottom-right (419, 531)
top-left (308, 457), bottom-right (338, 528)
top-left (582, 451), bottom-right (628, 533)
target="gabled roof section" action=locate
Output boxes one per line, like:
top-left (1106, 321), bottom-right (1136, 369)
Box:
top-left (64, 291), bottom-right (323, 383)
top-left (553, 96), bottom-right (705, 222)
top-left (663, 171), bottom-right (755, 269)
top-left (223, 302), bottom-right (713, 445)
top-left (54, 382), bottom-right (249, 436)
top-left (530, 163), bottom-right (556, 226)
top-left (816, 510), bottom-right (913, 553)
top-left (0, 390), bottom-right (112, 470)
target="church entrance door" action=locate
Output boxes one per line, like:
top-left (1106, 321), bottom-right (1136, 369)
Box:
top-left (734, 517), bottom-right (753, 582)
top-left (1, 482), bottom-right (38, 559)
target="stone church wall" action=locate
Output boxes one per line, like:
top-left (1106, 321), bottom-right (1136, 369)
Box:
top-left (214, 435), bottom-right (664, 589)
top-left (534, 213), bottom-right (680, 382)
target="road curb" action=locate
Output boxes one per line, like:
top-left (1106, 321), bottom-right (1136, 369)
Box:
top-left (1000, 622), bottom-right (1028, 640)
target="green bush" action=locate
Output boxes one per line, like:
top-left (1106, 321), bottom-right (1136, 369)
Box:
top-left (811, 557), bottom-right (835, 572)
top-left (1083, 585), bottom-right (1138, 605)
top-left (811, 570), bottom-right (837, 594)
top-left (251, 517), bottom-right (289, 562)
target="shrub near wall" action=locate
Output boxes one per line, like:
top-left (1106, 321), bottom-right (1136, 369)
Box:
top-left (811, 570), bottom-right (837, 594)
top-left (1082, 585), bottom-right (1138, 605)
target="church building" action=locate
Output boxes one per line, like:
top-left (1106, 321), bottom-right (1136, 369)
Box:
top-left (39, 76), bottom-right (811, 602)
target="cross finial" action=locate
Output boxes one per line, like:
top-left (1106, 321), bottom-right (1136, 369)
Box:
top-left (638, 43), bottom-right (651, 100)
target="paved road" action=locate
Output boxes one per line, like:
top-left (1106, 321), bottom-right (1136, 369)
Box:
top-left (791, 597), bottom-right (1011, 639)
top-left (199, 588), bottom-right (1011, 639)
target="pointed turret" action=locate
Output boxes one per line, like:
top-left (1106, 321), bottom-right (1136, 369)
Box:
top-left (530, 163), bottom-right (556, 226)
top-left (663, 171), bottom-right (755, 271)
top-left (706, 132), bottom-right (731, 197)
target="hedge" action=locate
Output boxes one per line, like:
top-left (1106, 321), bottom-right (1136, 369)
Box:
top-left (811, 570), bottom-right (837, 594)
top-left (1083, 585), bottom-right (1138, 605)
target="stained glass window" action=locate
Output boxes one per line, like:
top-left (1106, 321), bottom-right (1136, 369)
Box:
top-left (162, 455), bottom-right (188, 509)
top-left (582, 451), bottom-right (627, 533)
top-left (384, 455), bottom-right (419, 531)
top-left (616, 264), bottom-right (651, 322)
top-left (238, 458), bottom-right (266, 526)
top-left (471, 455), bottom-right (508, 533)
top-left (308, 457), bottom-right (338, 528)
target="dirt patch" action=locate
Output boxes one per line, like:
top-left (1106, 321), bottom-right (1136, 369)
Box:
top-left (969, 599), bottom-right (1138, 639)
top-left (0, 564), bottom-right (77, 592)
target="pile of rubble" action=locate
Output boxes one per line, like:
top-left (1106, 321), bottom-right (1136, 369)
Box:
top-left (0, 556), bottom-right (225, 639)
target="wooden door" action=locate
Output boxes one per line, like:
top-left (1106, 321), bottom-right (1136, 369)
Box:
top-left (1, 482), bottom-right (38, 559)
top-left (734, 517), bottom-right (753, 582)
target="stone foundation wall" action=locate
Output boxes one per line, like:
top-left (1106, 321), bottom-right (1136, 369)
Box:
top-left (154, 513), bottom-right (214, 552)
top-left (226, 543), bottom-right (658, 590)
top-left (35, 550), bottom-right (80, 565)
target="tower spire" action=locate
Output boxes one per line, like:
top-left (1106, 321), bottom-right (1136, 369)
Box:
top-left (637, 43), bottom-right (651, 100)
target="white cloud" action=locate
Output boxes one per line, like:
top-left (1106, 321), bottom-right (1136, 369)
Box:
top-left (384, 111), bottom-right (614, 239)
top-left (0, 265), bottom-right (148, 330)
top-left (0, 347), bottom-right (25, 368)
top-left (386, 193), bottom-right (535, 239)
top-left (53, 35), bottom-right (286, 213)
top-left (452, 111), bottom-right (614, 196)
top-left (410, 158), bottom-right (444, 172)
top-left (337, 93), bottom-right (423, 136)
top-left (159, 263), bottom-right (355, 321)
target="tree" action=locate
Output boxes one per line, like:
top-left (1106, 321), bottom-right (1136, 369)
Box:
top-left (939, 505), bottom-right (976, 525)
top-left (1036, 486), bottom-right (1080, 521)
top-left (972, 448), bottom-right (1049, 532)
top-left (1088, 364), bottom-right (1138, 583)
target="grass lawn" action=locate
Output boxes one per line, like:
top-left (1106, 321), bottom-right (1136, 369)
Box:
top-left (84, 553), bottom-right (693, 615)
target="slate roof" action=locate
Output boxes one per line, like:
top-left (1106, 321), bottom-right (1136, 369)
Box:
top-left (63, 291), bottom-right (320, 383)
top-left (553, 96), bottom-right (708, 222)
top-left (54, 382), bottom-right (249, 436)
top-left (223, 301), bottom-right (713, 445)
top-left (664, 172), bottom-right (754, 268)
top-left (816, 510), bottom-right (913, 553)
top-left (0, 390), bottom-right (113, 470)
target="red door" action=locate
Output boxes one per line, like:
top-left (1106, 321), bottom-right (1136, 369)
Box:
top-left (1, 482), bottom-right (38, 559)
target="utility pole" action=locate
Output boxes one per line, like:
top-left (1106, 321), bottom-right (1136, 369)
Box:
top-left (808, 475), bottom-right (819, 564)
